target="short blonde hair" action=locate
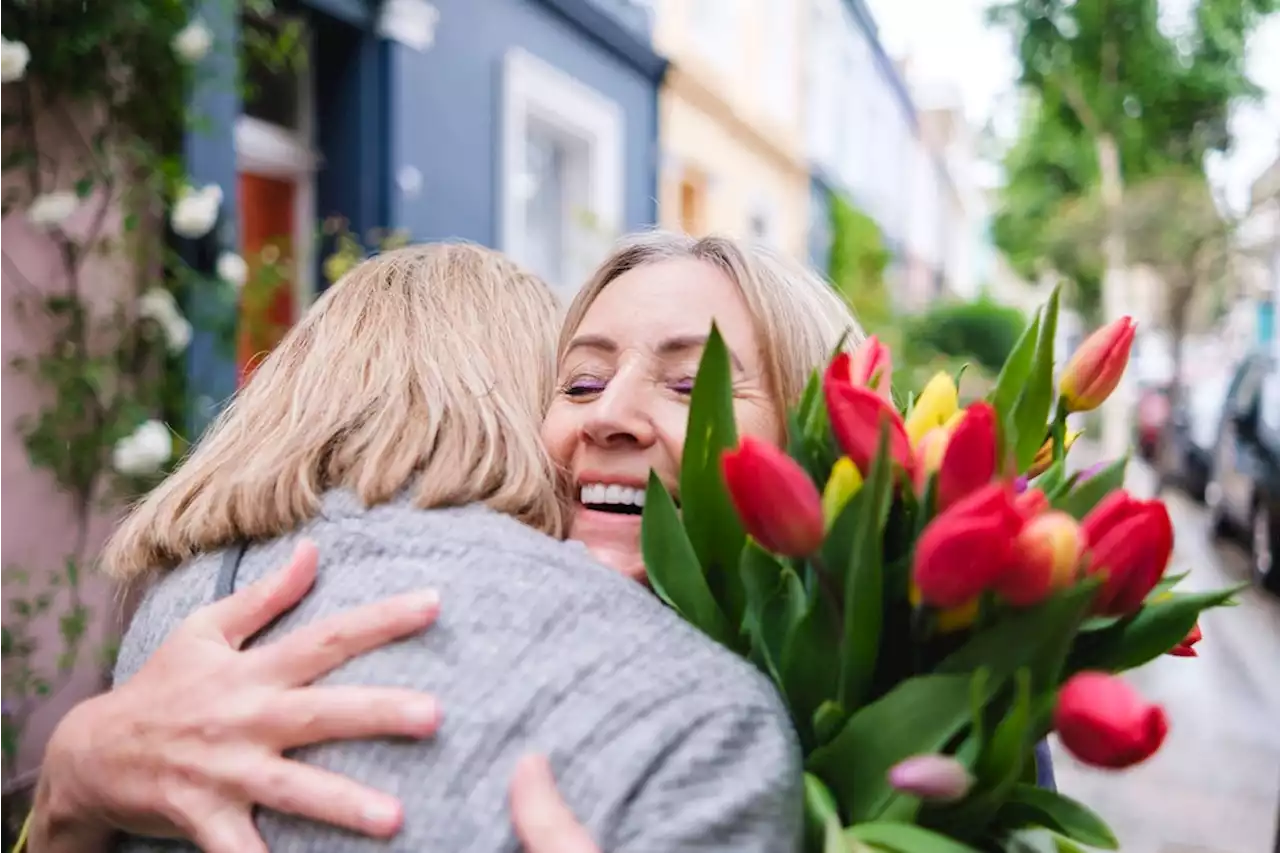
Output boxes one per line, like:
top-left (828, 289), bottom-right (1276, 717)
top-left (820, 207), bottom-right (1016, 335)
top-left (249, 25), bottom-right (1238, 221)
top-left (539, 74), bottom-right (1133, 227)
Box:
top-left (104, 243), bottom-right (565, 581)
top-left (562, 231), bottom-right (864, 411)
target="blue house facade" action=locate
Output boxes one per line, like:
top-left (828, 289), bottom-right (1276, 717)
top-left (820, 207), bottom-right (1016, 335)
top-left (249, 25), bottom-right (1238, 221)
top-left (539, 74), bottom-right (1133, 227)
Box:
top-left (182, 0), bottom-right (665, 428)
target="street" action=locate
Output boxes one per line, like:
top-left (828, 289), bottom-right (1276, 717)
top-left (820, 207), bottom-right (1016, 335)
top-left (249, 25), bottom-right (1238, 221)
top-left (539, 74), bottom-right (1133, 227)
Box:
top-left (1051, 455), bottom-right (1280, 853)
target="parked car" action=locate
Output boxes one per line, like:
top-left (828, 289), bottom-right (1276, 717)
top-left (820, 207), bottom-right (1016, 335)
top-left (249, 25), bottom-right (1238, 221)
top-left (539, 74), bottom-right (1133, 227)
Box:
top-left (1161, 372), bottom-right (1232, 501)
top-left (1205, 352), bottom-right (1280, 595)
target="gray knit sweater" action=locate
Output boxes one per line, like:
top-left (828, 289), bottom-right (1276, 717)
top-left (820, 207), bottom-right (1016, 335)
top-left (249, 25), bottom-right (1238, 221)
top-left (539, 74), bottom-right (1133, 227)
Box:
top-left (112, 494), bottom-right (802, 853)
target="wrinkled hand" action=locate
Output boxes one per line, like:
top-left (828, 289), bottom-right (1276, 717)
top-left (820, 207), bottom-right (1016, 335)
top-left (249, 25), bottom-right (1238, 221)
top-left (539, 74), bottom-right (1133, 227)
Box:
top-left (510, 754), bottom-right (600, 853)
top-left (33, 541), bottom-right (442, 853)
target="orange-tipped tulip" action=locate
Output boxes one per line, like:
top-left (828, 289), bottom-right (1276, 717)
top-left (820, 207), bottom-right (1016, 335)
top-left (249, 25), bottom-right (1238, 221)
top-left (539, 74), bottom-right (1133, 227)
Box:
top-left (722, 437), bottom-right (825, 557)
top-left (835, 335), bottom-right (893, 401)
top-left (1081, 491), bottom-right (1174, 615)
top-left (1054, 672), bottom-right (1169, 769)
top-left (995, 511), bottom-right (1083, 606)
top-left (1060, 317), bottom-right (1137, 413)
top-left (824, 362), bottom-right (914, 479)
top-left (913, 483), bottom-right (1024, 608)
top-left (936, 403), bottom-right (999, 511)
top-left (1167, 621), bottom-right (1202, 657)
top-left (1027, 429), bottom-right (1083, 478)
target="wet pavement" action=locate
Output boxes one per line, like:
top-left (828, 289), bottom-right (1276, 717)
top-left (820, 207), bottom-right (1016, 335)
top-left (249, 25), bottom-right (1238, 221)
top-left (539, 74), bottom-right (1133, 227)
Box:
top-left (1051, 452), bottom-right (1280, 853)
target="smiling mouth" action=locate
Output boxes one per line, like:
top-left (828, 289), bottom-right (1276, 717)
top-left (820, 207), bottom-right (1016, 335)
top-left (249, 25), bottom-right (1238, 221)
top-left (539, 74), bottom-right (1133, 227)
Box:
top-left (577, 482), bottom-right (679, 516)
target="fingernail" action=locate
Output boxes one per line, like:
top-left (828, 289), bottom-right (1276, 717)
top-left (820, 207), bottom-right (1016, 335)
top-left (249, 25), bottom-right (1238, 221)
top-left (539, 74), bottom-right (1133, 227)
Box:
top-left (413, 589), bottom-right (440, 614)
top-left (406, 699), bottom-right (440, 729)
top-left (362, 799), bottom-right (400, 830)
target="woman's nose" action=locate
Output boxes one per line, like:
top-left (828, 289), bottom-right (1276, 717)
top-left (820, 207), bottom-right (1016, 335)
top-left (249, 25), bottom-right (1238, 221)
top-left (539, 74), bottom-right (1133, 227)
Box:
top-left (581, 380), bottom-right (656, 449)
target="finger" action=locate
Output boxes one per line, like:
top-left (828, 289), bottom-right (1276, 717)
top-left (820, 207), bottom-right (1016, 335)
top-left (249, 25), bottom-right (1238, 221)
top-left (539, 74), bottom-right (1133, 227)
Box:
top-left (189, 808), bottom-right (269, 853)
top-left (251, 588), bottom-right (440, 683)
top-left (246, 758), bottom-right (404, 839)
top-left (266, 686), bottom-right (443, 749)
top-left (510, 754), bottom-right (599, 853)
top-left (196, 540), bottom-right (320, 648)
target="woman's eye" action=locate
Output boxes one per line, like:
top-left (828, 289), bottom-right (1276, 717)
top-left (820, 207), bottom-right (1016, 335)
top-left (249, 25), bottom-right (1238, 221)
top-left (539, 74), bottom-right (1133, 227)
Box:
top-left (563, 378), bottom-right (606, 397)
top-left (670, 378), bottom-right (695, 396)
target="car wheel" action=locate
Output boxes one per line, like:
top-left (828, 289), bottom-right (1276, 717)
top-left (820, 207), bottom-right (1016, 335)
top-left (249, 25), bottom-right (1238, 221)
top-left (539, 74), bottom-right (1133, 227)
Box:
top-left (1251, 502), bottom-right (1277, 590)
top-left (1206, 479), bottom-right (1230, 538)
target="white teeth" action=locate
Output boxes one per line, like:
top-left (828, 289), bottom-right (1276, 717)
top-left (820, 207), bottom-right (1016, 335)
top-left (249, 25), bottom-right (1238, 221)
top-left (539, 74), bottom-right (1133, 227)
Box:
top-left (579, 483), bottom-right (646, 508)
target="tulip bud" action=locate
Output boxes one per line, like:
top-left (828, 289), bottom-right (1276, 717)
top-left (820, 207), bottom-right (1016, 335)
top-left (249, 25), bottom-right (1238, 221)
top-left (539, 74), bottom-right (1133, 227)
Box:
top-left (905, 372), bottom-right (960, 447)
top-left (822, 456), bottom-right (863, 528)
top-left (913, 426), bottom-right (952, 493)
top-left (913, 483), bottom-right (1024, 608)
top-left (908, 581), bottom-right (979, 633)
top-left (833, 335), bottom-right (894, 402)
top-left (1167, 621), bottom-right (1202, 657)
top-left (1054, 672), bottom-right (1169, 769)
top-left (1014, 486), bottom-right (1049, 519)
top-left (824, 368), bottom-right (915, 479)
top-left (888, 754), bottom-right (974, 802)
top-left (995, 511), bottom-right (1083, 606)
top-left (1059, 317), bottom-right (1137, 413)
top-left (1081, 491), bottom-right (1174, 615)
top-left (723, 437), bottom-right (825, 557)
top-left (1027, 429), bottom-right (1083, 478)
top-left (936, 403), bottom-right (999, 511)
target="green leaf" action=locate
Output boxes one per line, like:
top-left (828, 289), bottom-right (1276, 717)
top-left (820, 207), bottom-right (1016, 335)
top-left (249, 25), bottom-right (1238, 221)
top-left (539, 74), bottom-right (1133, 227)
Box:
top-left (990, 312), bottom-right (1041, 423)
top-left (74, 176), bottom-right (94, 198)
top-left (1053, 457), bottom-right (1128, 520)
top-left (995, 785), bottom-right (1119, 850)
top-left (641, 472), bottom-right (734, 648)
top-left (807, 673), bottom-right (975, 821)
top-left (740, 544), bottom-right (799, 687)
top-left (978, 668), bottom-right (1033, 785)
top-left (845, 821), bottom-right (983, 853)
top-left (813, 700), bottom-right (848, 746)
top-left (678, 325), bottom-right (746, 627)
top-left (838, 424), bottom-right (894, 710)
top-left (782, 578), bottom-right (843, 746)
top-left (1012, 286), bottom-right (1061, 470)
top-left (1068, 586), bottom-right (1243, 674)
top-left (804, 773), bottom-right (845, 853)
top-left (1002, 829), bottom-right (1091, 853)
top-left (1031, 460), bottom-right (1069, 499)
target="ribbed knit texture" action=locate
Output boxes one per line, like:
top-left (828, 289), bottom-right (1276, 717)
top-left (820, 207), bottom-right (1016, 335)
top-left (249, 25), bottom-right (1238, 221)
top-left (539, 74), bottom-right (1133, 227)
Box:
top-left (112, 495), bottom-right (803, 853)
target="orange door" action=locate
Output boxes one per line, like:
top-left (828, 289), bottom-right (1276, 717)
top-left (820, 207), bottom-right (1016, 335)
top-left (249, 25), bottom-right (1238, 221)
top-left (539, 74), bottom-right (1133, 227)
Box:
top-left (237, 173), bottom-right (297, 385)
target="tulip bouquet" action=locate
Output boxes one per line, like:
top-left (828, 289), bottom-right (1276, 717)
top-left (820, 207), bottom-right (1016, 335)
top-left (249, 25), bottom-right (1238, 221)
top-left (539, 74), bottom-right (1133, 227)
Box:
top-left (640, 288), bottom-right (1239, 853)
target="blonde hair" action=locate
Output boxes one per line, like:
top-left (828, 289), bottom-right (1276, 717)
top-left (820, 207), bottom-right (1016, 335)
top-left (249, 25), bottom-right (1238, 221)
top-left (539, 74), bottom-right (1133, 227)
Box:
top-left (104, 243), bottom-right (565, 581)
top-left (562, 231), bottom-right (864, 411)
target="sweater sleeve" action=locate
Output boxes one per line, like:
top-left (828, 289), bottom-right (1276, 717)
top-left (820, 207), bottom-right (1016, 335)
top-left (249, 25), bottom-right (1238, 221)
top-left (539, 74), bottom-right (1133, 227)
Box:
top-left (608, 702), bottom-right (804, 853)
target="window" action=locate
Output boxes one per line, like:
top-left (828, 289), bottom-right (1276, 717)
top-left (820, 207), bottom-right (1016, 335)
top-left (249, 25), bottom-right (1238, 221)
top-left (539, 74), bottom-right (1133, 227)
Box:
top-left (500, 49), bottom-right (623, 297)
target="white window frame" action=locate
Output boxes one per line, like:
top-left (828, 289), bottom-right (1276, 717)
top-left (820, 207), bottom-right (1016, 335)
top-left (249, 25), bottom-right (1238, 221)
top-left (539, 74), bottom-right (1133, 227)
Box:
top-left (499, 48), bottom-right (623, 296)
top-left (234, 21), bottom-right (320, 313)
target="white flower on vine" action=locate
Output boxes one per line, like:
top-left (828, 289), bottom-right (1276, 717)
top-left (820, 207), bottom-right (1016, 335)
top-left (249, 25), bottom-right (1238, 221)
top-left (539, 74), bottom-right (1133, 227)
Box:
top-left (1, 37), bottom-right (30, 83)
top-left (113, 420), bottom-right (173, 477)
top-left (172, 19), bottom-right (213, 64)
top-left (27, 191), bottom-right (79, 230)
top-left (138, 287), bottom-right (193, 353)
top-left (170, 184), bottom-right (222, 239)
top-left (216, 251), bottom-right (248, 289)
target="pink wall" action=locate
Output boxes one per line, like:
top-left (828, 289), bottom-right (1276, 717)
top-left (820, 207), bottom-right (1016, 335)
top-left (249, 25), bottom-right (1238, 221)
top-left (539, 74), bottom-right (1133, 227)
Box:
top-left (2, 182), bottom-right (133, 784)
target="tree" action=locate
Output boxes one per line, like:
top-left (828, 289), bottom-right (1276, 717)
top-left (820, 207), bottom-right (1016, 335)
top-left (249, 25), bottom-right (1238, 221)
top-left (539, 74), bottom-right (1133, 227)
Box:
top-left (988, 0), bottom-right (1276, 455)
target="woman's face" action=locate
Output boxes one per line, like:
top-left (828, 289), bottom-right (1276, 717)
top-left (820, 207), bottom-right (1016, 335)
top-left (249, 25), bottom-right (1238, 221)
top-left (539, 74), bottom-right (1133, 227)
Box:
top-left (541, 258), bottom-right (782, 582)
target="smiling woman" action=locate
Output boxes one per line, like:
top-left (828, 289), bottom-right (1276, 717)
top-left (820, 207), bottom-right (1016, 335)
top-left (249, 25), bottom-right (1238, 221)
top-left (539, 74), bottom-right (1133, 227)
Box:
top-left (542, 231), bottom-right (863, 582)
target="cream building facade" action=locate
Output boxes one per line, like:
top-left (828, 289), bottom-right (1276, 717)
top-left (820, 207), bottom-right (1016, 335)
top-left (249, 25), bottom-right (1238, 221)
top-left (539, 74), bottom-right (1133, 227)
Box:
top-left (651, 0), bottom-right (811, 257)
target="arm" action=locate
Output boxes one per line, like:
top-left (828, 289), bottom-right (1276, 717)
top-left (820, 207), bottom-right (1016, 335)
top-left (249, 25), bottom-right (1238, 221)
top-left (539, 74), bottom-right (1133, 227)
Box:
top-left (28, 542), bottom-right (442, 853)
top-left (609, 702), bottom-right (804, 853)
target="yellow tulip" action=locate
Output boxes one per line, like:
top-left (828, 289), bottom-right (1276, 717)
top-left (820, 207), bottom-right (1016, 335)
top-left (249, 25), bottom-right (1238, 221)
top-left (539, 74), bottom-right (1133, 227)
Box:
top-left (1027, 429), bottom-right (1083, 478)
top-left (905, 372), bottom-right (960, 447)
top-left (909, 581), bottom-right (979, 633)
top-left (822, 456), bottom-right (863, 528)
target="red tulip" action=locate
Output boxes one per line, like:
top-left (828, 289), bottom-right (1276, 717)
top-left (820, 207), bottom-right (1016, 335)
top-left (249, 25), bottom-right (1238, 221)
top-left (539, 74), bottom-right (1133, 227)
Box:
top-left (1054, 672), bottom-right (1169, 769)
top-left (913, 483), bottom-right (1024, 608)
top-left (1060, 317), bottom-right (1137, 413)
top-left (824, 365), bottom-right (914, 479)
top-left (1167, 621), bottom-right (1202, 657)
top-left (936, 403), bottom-right (999, 511)
top-left (1081, 491), bottom-right (1175, 615)
top-left (835, 335), bottom-right (893, 401)
top-left (995, 511), bottom-right (1083, 606)
top-left (722, 437), bottom-right (824, 557)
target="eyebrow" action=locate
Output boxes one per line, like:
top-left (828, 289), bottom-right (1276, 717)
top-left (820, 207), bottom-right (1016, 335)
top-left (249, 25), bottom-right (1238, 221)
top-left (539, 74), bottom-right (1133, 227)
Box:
top-left (566, 333), bottom-right (745, 371)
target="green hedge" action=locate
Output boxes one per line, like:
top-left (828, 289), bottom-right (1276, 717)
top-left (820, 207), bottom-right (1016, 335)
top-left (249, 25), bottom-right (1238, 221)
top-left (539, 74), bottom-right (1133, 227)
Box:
top-left (906, 299), bottom-right (1030, 375)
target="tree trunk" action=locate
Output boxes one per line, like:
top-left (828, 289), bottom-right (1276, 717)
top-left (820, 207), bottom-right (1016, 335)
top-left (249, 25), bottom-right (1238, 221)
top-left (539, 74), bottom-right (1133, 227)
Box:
top-left (1095, 133), bottom-right (1131, 460)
